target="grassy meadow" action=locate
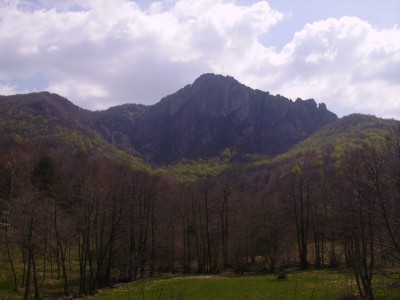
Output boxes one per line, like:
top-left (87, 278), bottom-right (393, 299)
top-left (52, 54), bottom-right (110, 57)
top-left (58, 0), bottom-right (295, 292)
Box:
top-left (1, 260), bottom-right (399, 299)
top-left (87, 270), bottom-right (400, 300)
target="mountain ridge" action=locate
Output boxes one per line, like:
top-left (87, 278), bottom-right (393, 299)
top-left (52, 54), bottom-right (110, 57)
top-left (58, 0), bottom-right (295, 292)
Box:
top-left (125, 73), bottom-right (337, 163)
top-left (1, 73), bottom-right (338, 164)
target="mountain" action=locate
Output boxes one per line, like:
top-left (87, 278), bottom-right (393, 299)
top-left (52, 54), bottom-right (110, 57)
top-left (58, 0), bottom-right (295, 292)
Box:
top-left (97, 73), bottom-right (337, 163)
top-left (93, 103), bottom-right (148, 153)
top-left (214, 113), bottom-right (399, 195)
top-left (0, 92), bottom-right (90, 146)
top-left (1, 74), bottom-right (398, 184)
top-left (0, 74), bottom-right (338, 165)
top-left (164, 113), bottom-right (399, 182)
top-left (2, 76), bottom-right (400, 300)
top-left (0, 92), bottom-right (147, 168)
top-left (271, 113), bottom-right (398, 169)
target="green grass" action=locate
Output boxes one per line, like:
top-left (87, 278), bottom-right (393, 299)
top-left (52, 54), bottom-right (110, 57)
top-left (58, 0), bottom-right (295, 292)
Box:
top-left (1, 264), bottom-right (399, 299)
top-left (0, 275), bottom-right (20, 300)
top-left (0, 259), bottom-right (80, 300)
top-left (88, 270), bottom-right (400, 300)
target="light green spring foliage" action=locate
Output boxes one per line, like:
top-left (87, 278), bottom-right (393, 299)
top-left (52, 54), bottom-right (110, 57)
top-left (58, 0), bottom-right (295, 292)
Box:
top-left (160, 148), bottom-right (272, 182)
top-left (159, 115), bottom-right (398, 182)
top-left (251, 114), bottom-right (398, 171)
top-left (1, 102), bottom-right (397, 181)
top-left (162, 156), bottom-right (231, 182)
top-left (0, 106), bottom-right (151, 171)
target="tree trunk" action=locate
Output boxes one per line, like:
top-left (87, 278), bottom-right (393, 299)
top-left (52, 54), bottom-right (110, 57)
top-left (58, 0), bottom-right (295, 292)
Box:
top-left (5, 218), bottom-right (18, 291)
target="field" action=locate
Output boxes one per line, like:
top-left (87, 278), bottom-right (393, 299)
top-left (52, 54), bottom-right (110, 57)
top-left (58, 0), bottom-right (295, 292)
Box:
top-left (1, 262), bottom-right (400, 299)
top-left (87, 270), bottom-right (400, 300)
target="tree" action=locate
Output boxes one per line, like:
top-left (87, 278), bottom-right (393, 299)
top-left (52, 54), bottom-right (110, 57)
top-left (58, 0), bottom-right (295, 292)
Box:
top-left (0, 149), bottom-right (27, 292)
top-left (382, 125), bottom-right (400, 261)
top-left (31, 155), bottom-right (58, 195)
top-left (219, 178), bottom-right (233, 269)
top-left (287, 165), bottom-right (311, 270)
top-left (258, 195), bottom-right (284, 272)
top-left (337, 148), bottom-right (379, 300)
top-left (310, 175), bottom-right (329, 269)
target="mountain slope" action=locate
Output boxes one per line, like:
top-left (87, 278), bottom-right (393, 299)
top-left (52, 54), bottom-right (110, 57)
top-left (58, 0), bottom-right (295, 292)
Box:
top-left (278, 113), bottom-right (399, 168)
top-left (94, 103), bottom-right (148, 153)
top-left (211, 113), bottom-right (399, 194)
top-left (1, 74), bottom-right (338, 166)
top-left (119, 74), bottom-right (337, 163)
top-left (0, 92), bottom-right (147, 169)
top-left (0, 92), bottom-right (90, 148)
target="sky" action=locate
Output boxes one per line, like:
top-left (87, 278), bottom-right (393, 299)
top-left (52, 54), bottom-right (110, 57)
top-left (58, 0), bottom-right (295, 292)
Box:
top-left (0, 0), bottom-right (399, 118)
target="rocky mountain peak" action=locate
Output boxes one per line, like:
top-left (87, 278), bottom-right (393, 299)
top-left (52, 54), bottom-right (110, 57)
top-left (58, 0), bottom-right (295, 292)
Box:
top-left (192, 73), bottom-right (239, 87)
top-left (127, 74), bottom-right (338, 163)
top-left (0, 74), bottom-right (338, 165)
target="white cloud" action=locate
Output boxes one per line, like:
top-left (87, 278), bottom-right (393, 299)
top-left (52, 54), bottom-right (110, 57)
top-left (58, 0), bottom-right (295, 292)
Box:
top-left (0, 83), bottom-right (19, 95)
top-left (0, 0), bottom-right (283, 108)
top-left (0, 1), bottom-right (398, 119)
top-left (237, 17), bottom-right (400, 119)
top-left (48, 80), bottom-right (108, 100)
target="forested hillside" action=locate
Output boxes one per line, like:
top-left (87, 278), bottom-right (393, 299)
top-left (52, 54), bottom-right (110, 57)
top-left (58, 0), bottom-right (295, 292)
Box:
top-left (0, 74), bottom-right (338, 166)
top-left (0, 78), bottom-right (399, 299)
top-left (117, 73), bottom-right (337, 163)
top-left (0, 92), bottom-right (147, 170)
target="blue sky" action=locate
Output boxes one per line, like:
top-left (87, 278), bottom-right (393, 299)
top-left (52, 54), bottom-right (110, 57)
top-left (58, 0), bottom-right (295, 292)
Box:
top-left (262, 0), bottom-right (400, 48)
top-left (0, 0), bottom-right (399, 118)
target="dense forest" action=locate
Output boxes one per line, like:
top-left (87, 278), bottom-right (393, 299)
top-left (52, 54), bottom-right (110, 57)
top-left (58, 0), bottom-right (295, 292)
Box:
top-left (0, 118), bottom-right (399, 299)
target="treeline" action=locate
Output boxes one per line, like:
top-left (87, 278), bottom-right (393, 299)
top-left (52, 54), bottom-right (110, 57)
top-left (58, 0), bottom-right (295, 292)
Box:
top-left (0, 127), bottom-right (399, 299)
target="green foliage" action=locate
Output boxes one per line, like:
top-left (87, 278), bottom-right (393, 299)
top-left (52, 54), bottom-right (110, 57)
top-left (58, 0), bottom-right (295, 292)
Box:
top-left (1, 110), bottom-right (49, 139)
top-left (0, 93), bottom-right (398, 183)
top-left (13, 134), bottom-right (23, 144)
top-left (0, 98), bottom-right (152, 171)
top-left (1, 96), bottom-right (400, 300)
top-left (247, 114), bottom-right (399, 174)
top-left (31, 155), bottom-right (58, 192)
top-left (104, 150), bottom-right (151, 172)
top-left (291, 164), bottom-right (302, 175)
top-left (164, 157), bottom-right (231, 182)
top-left (221, 148), bottom-right (232, 159)
top-left (161, 115), bottom-right (397, 183)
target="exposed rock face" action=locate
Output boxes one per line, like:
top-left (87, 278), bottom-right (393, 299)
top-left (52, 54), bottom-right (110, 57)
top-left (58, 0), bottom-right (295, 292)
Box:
top-left (0, 74), bottom-right (337, 164)
top-left (126, 73), bottom-right (337, 163)
top-left (94, 103), bottom-right (148, 150)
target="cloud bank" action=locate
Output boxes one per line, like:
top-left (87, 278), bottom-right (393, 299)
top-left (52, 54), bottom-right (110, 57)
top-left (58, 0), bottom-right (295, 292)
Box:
top-left (0, 0), bottom-right (399, 118)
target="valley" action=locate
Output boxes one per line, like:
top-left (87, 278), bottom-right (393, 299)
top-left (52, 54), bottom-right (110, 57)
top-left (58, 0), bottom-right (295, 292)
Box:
top-left (0, 74), bottom-right (399, 299)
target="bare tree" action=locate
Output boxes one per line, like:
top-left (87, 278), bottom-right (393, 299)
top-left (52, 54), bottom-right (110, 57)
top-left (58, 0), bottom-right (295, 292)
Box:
top-left (287, 165), bottom-right (311, 270)
top-left (219, 178), bottom-right (234, 270)
top-left (0, 149), bottom-right (27, 292)
top-left (337, 149), bottom-right (379, 300)
top-left (258, 195), bottom-right (284, 272)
